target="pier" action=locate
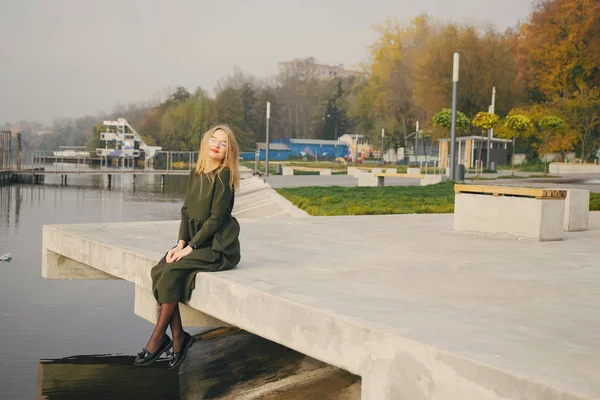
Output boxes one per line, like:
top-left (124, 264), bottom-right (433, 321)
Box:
top-left (41, 176), bottom-right (600, 400)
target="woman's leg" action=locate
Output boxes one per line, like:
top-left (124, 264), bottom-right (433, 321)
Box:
top-left (144, 301), bottom-right (178, 352)
top-left (169, 303), bottom-right (186, 352)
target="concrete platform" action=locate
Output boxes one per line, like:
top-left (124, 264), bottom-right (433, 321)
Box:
top-left (41, 213), bottom-right (600, 399)
top-left (234, 176), bottom-right (309, 219)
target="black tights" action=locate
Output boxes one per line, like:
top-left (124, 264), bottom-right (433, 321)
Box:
top-left (145, 302), bottom-right (185, 352)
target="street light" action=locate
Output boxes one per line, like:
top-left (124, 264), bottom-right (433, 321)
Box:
top-left (265, 101), bottom-right (270, 177)
top-left (449, 53), bottom-right (460, 180)
top-left (415, 121), bottom-right (419, 164)
top-left (486, 86), bottom-right (496, 170)
top-left (380, 128), bottom-right (385, 165)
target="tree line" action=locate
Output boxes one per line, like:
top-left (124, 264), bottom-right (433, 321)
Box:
top-left (12, 0), bottom-right (600, 162)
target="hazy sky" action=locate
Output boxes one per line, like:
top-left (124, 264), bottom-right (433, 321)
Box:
top-left (0, 0), bottom-right (533, 125)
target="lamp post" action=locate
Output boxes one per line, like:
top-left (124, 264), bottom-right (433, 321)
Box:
top-left (265, 101), bottom-right (270, 177)
top-left (486, 86), bottom-right (496, 170)
top-left (449, 53), bottom-right (460, 180)
top-left (415, 121), bottom-right (419, 164)
top-left (380, 128), bottom-right (385, 165)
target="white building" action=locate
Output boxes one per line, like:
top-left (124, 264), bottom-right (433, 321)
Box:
top-left (278, 57), bottom-right (366, 80)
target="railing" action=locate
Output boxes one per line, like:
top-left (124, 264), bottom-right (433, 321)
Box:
top-left (8, 150), bottom-right (201, 173)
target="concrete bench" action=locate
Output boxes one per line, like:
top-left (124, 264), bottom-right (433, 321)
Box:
top-left (556, 188), bottom-right (590, 232)
top-left (282, 167), bottom-right (332, 176)
top-left (348, 166), bottom-right (393, 177)
top-left (358, 173), bottom-right (446, 187)
top-left (454, 184), bottom-right (567, 241)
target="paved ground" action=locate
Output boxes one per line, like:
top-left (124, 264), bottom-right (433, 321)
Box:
top-left (44, 212), bottom-right (600, 399)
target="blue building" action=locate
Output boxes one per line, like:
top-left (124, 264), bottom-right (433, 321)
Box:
top-left (252, 138), bottom-right (349, 161)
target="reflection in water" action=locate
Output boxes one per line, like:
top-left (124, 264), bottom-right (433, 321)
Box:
top-left (0, 185), bottom-right (10, 230)
top-left (0, 184), bottom-right (186, 400)
top-left (38, 329), bottom-right (360, 400)
top-left (38, 354), bottom-right (178, 400)
top-left (39, 172), bottom-right (190, 195)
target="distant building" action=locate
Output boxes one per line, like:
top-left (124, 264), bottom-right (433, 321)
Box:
top-left (242, 138), bottom-right (350, 162)
top-left (438, 136), bottom-right (511, 169)
top-left (278, 57), bottom-right (366, 80)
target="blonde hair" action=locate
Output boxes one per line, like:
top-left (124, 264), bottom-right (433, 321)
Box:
top-left (195, 124), bottom-right (240, 191)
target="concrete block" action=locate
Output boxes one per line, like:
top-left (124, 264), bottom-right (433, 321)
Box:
top-left (420, 174), bottom-right (447, 186)
top-left (282, 167), bottom-right (294, 176)
top-left (347, 167), bottom-right (358, 176)
top-left (134, 285), bottom-right (231, 327)
top-left (564, 189), bottom-right (590, 231)
top-left (407, 167), bottom-right (421, 175)
top-left (454, 193), bottom-right (565, 241)
top-left (385, 168), bottom-right (397, 174)
top-left (358, 173), bottom-right (382, 187)
top-left (42, 249), bottom-right (119, 280)
top-left (319, 168), bottom-right (332, 176)
top-left (550, 162), bottom-right (600, 174)
top-left (371, 168), bottom-right (384, 175)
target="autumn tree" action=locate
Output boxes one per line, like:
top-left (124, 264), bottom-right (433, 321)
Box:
top-left (518, 0), bottom-right (600, 102)
top-left (472, 112), bottom-right (500, 170)
top-left (432, 108), bottom-right (470, 134)
top-left (415, 22), bottom-right (523, 121)
top-left (503, 114), bottom-right (532, 174)
top-left (538, 115), bottom-right (564, 173)
top-left (559, 84), bottom-right (600, 161)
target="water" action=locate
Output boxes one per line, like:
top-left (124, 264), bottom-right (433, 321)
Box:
top-left (0, 184), bottom-right (185, 399)
top-left (0, 181), bottom-right (360, 399)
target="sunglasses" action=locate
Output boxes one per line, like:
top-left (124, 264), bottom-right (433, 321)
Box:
top-left (208, 136), bottom-right (228, 149)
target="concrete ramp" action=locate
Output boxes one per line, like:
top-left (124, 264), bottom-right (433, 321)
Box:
top-left (235, 176), bottom-right (308, 219)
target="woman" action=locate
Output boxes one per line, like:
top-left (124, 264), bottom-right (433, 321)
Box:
top-left (134, 125), bottom-right (241, 369)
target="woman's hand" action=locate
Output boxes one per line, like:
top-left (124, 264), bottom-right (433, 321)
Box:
top-left (173, 246), bottom-right (193, 262)
top-left (166, 241), bottom-right (186, 263)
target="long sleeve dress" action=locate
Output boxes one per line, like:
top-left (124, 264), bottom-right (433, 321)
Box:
top-left (151, 167), bottom-right (241, 304)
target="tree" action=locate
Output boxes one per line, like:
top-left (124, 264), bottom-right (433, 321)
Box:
top-left (171, 87), bottom-right (191, 104)
top-left (503, 114), bottom-right (532, 174)
top-left (432, 108), bottom-right (470, 133)
top-left (560, 84), bottom-right (600, 161)
top-left (350, 18), bottom-right (422, 148)
top-left (517, 0), bottom-right (600, 102)
top-left (214, 86), bottom-right (256, 150)
top-left (472, 112), bottom-right (500, 171)
top-left (538, 115), bottom-right (564, 173)
top-left (273, 58), bottom-right (328, 140)
top-left (158, 94), bottom-right (215, 151)
top-left (321, 78), bottom-right (352, 140)
top-left (415, 21), bottom-right (523, 121)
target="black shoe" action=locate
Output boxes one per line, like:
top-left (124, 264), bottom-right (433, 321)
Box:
top-left (168, 332), bottom-right (194, 370)
top-left (134, 334), bottom-right (172, 367)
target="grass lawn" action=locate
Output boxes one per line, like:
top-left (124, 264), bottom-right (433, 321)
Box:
top-left (276, 182), bottom-right (456, 216)
top-left (277, 182), bottom-right (600, 216)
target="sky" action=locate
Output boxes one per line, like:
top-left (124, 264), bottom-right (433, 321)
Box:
top-left (0, 0), bottom-right (534, 125)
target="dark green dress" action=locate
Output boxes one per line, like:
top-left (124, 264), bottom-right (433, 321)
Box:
top-left (151, 167), bottom-right (241, 304)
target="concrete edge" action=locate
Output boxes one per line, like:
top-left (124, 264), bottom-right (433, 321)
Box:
top-left (257, 177), bottom-right (310, 218)
top-left (40, 216), bottom-right (599, 399)
top-left (186, 273), bottom-right (589, 400)
top-left (236, 176), bottom-right (309, 218)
